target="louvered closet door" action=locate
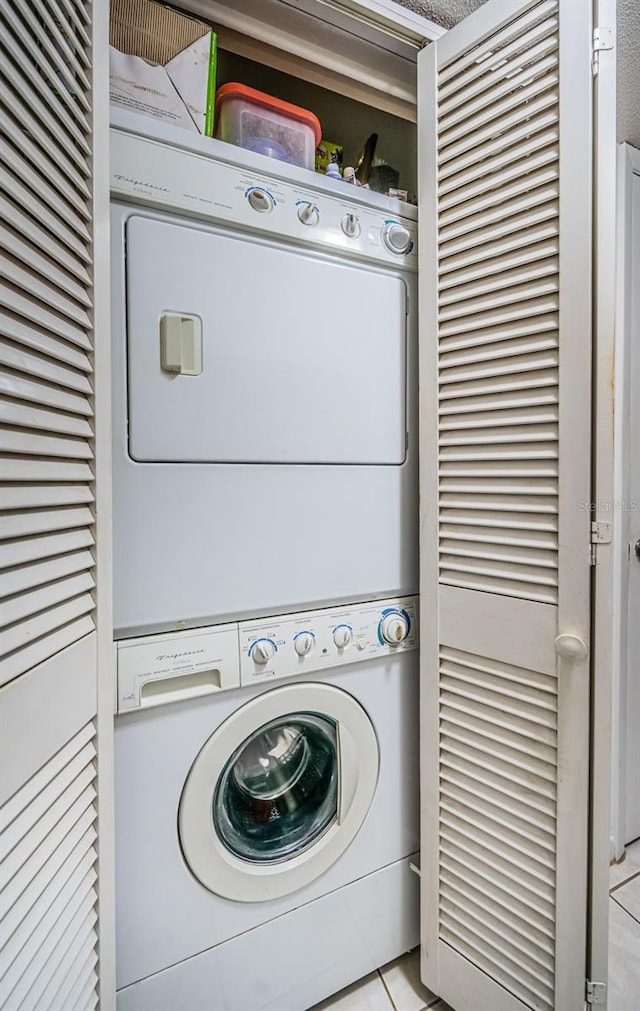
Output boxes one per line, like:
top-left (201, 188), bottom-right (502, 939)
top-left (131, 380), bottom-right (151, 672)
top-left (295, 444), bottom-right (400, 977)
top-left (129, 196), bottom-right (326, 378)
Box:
top-left (0, 1), bottom-right (110, 1009)
top-left (418, 2), bottom-right (592, 1010)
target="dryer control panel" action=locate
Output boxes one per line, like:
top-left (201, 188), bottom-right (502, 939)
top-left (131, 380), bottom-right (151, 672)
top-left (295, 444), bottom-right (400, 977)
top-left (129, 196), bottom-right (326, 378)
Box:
top-left (110, 128), bottom-right (417, 269)
top-left (117, 596), bottom-right (418, 712)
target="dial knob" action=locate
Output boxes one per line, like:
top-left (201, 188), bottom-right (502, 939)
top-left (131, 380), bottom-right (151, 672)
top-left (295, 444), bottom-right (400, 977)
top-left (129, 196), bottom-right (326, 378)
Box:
top-left (382, 222), bottom-right (412, 255)
top-left (251, 639), bottom-right (275, 664)
top-left (333, 625), bottom-right (352, 649)
top-left (379, 611), bottom-right (410, 646)
top-left (297, 202), bottom-right (319, 227)
top-left (341, 213), bottom-right (361, 238)
top-left (247, 188), bottom-right (274, 213)
top-left (294, 631), bottom-right (314, 657)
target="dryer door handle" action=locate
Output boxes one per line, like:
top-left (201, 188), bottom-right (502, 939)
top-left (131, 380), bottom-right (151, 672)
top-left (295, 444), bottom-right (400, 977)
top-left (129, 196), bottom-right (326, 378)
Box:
top-left (337, 721), bottom-right (359, 823)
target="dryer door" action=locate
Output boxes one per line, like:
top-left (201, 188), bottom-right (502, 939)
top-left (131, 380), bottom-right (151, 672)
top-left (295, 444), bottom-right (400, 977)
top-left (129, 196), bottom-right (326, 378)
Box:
top-left (178, 683), bottom-right (378, 901)
top-left (125, 214), bottom-right (408, 465)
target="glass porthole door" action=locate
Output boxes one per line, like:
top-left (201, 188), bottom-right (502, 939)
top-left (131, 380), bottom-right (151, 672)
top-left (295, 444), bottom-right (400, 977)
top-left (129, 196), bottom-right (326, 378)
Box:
top-left (215, 714), bottom-right (338, 863)
top-left (178, 683), bottom-right (379, 902)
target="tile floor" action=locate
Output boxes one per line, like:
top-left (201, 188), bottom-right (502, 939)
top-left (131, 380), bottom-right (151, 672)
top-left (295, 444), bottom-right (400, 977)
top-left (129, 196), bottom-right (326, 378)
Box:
top-left (310, 948), bottom-right (448, 1011)
top-left (311, 839), bottom-right (640, 1011)
top-left (608, 837), bottom-right (640, 1011)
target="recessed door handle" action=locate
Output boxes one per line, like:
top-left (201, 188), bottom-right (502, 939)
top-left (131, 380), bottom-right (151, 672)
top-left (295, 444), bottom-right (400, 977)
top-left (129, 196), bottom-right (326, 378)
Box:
top-left (635, 539), bottom-right (640, 563)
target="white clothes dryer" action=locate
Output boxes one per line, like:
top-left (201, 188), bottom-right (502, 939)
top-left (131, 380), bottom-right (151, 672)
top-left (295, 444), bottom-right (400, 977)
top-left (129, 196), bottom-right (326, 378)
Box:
top-left (114, 597), bottom-right (419, 1011)
top-left (110, 113), bottom-right (418, 639)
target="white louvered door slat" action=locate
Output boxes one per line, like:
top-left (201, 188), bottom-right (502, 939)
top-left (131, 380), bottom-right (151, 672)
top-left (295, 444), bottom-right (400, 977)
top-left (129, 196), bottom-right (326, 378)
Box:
top-left (0, 108), bottom-right (91, 215)
top-left (0, 775), bottom-right (96, 881)
top-left (18, 893), bottom-right (97, 1011)
top-left (0, 404), bottom-right (94, 439)
top-left (419, 1), bottom-right (592, 1010)
top-left (1, 313), bottom-right (92, 363)
top-left (0, 200), bottom-right (93, 281)
top-left (0, 725), bottom-right (98, 1011)
top-left (0, 506), bottom-right (95, 540)
top-left (50, 945), bottom-right (98, 1011)
top-left (1, 530), bottom-right (95, 573)
top-left (0, 344), bottom-right (93, 392)
top-left (0, 373), bottom-right (93, 416)
top-left (3, 259), bottom-right (91, 325)
top-left (0, 725), bottom-right (95, 835)
top-left (1, 0), bottom-right (106, 1007)
top-left (2, 145), bottom-right (91, 230)
top-left (1, 9), bottom-right (91, 135)
top-left (0, 485), bottom-right (93, 509)
top-left (437, 0), bottom-right (557, 87)
top-left (0, 574), bottom-right (96, 631)
top-left (0, 166), bottom-right (91, 251)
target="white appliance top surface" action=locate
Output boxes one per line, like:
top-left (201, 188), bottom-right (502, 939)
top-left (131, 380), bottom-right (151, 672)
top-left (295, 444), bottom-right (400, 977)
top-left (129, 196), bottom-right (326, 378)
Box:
top-left (111, 109), bottom-right (418, 216)
top-left (110, 112), bottom-right (418, 269)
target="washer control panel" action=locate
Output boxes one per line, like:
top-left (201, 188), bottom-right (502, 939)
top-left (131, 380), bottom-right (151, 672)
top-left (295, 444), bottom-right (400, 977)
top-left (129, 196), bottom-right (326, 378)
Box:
top-left (117, 596), bottom-right (418, 711)
top-left (239, 596), bottom-right (417, 686)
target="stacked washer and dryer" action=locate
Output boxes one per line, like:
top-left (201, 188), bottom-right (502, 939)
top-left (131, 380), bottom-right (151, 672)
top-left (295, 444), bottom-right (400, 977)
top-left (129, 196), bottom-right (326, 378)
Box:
top-left (110, 110), bottom-right (420, 1011)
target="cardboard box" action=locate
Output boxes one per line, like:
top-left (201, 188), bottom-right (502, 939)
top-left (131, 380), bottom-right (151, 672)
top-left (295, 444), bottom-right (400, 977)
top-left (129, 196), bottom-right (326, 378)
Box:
top-left (109, 0), bottom-right (217, 135)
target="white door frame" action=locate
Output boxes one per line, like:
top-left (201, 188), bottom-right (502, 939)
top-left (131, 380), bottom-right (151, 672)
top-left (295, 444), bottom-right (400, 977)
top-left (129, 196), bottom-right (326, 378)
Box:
top-left (93, 0), bottom-right (116, 1004)
top-left (611, 141), bottom-right (640, 858)
top-left (588, 0), bottom-right (618, 1000)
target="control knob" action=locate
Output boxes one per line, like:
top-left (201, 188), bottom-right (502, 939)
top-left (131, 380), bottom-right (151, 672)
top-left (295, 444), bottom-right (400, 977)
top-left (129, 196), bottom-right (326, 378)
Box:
top-left (379, 611), bottom-right (410, 646)
top-left (251, 639), bottom-right (276, 664)
top-left (382, 222), bottom-right (412, 255)
top-left (247, 188), bottom-right (275, 214)
top-left (341, 213), bottom-right (361, 238)
top-left (333, 625), bottom-right (352, 649)
top-left (297, 202), bottom-right (319, 227)
top-left (294, 631), bottom-right (315, 656)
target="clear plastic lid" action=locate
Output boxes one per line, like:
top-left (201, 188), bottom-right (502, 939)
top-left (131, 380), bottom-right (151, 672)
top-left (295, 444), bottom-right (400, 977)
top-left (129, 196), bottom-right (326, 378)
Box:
top-left (215, 83), bottom-right (322, 145)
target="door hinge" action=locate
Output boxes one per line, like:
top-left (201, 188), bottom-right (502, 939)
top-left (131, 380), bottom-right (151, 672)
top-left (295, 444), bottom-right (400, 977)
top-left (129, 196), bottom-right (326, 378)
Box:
top-left (586, 980), bottom-right (607, 1004)
top-left (592, 26), bottom-right (614, 77)
top-left (590, 521), bottom-right (612, 565)
top-left (591, 521), bottom-right (612, 544)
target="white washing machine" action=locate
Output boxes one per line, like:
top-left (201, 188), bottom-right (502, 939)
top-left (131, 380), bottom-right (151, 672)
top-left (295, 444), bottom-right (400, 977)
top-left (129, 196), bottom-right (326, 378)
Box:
top-left (115, 596), bottom-right (420, 1011)
top-left (110, 114), bottom-right (418, 638)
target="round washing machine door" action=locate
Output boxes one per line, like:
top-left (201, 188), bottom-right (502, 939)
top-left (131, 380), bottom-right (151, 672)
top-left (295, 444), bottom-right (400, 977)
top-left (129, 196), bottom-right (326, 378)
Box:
top-left (178, 683), bottom-right (379, 902)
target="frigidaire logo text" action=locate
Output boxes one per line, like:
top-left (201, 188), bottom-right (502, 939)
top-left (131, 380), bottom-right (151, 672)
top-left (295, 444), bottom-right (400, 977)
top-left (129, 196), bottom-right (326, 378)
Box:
top-left (156, 649), bottom-right (206, 662)
top-left (114, 173), bottom-right (169, 193)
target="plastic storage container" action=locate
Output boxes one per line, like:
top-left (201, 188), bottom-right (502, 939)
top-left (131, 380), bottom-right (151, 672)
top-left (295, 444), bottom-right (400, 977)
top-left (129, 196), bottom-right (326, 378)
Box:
top-left (215, 83), bottom-right (321, 169)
